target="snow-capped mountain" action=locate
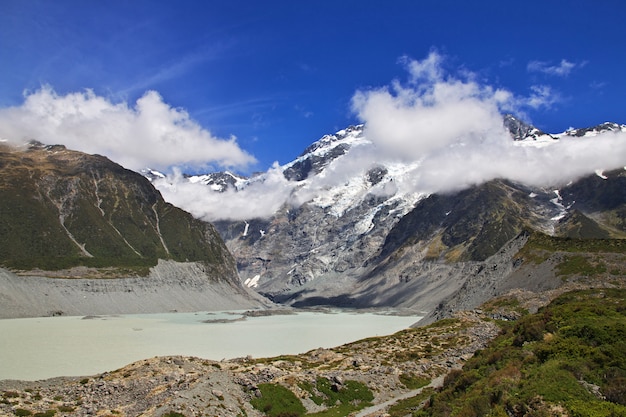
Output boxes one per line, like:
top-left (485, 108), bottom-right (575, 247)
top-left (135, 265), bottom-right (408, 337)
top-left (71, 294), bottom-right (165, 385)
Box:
top-left (186, 171), bottom-right (249, 192)
top-left (563, 121), bottom-right (626, 137)
top-left (149, 115), bottom-right (626, 312)
top-left (503, 114), bottom-right (554, 141)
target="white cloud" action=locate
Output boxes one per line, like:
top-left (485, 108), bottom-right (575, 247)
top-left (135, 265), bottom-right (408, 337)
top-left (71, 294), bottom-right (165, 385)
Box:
top-left (0, 86), bottom-right (256, 171)
top-left (350, 52), bottom-right (626, 195)
top-left (527, 59), bottom-right (579, 77)
top-left (157, 51), bottom-right (626, 222)
top-left (401, 52), bottom-right (444, 83)
top-left (525, 85), bottom-right (560, 109)
top-left (352, 51), bottom-right (512, 162)
top-left (154, 163), bottom-right (295, 222)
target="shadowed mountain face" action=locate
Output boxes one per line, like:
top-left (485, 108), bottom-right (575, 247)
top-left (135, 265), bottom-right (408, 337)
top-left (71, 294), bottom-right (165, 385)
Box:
top-left (0, 141), bottom-right (236, 280)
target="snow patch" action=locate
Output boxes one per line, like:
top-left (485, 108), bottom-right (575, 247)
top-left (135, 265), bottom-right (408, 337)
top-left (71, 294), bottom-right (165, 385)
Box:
top-left (550, 190), bottom-right (568, 221)
top-left (244, 275), bottom-right (261, 288)
top-left (595, 170), bottom-right (608, 180)
top-left (512, 134), bottom-right (558, 148)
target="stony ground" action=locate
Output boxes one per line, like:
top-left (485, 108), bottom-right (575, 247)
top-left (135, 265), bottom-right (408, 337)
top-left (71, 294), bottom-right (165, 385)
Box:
top-left (0, 310), bottom-right (498, 417)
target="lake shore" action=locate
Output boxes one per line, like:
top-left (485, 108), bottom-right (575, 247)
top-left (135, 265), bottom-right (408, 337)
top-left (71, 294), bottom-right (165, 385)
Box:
top-left (0, 310), bottom-right (497, 417)
top-left (0, 310), bottom-right (423, 381)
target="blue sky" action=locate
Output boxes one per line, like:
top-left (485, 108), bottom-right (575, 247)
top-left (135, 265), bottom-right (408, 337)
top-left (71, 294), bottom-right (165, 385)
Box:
top-left (1, 0), bottom-right (625, 174)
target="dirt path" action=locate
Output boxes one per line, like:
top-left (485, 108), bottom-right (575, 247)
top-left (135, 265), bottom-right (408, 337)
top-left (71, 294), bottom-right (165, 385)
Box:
top-left (354, 374), bottom-right (447, 417)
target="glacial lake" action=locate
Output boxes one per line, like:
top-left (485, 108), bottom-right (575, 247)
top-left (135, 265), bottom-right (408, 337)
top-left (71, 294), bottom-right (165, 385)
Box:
top-left (0, 310), bottom-right (422, 381)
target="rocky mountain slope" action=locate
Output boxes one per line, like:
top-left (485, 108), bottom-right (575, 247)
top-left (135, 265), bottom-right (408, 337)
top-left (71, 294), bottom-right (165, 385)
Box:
top-left (168, 117), bottom-right (625, 314)
top-left (0, 141), bottom-right (266, 317)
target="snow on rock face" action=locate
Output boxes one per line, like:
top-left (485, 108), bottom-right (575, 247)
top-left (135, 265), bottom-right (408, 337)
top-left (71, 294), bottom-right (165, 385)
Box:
top-left (595, 170), bottom-right (608, 180)
top-left (187, 171), bottom-right (249, 192)
top-left (563, 122), bottom-right (626, 138)
top-left (145, 116), bottom-right (626, 306)
top-left (244, 274), bottom-right (261, 288)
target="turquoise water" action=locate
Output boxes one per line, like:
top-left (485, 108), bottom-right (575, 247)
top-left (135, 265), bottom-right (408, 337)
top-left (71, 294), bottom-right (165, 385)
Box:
top-left (0, 311), bottom-right (421, 380)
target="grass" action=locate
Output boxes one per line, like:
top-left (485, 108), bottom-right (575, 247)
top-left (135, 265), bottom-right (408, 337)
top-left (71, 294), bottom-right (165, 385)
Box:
top-left (522, 232), bottom-right (626, 256)
top-left (302, 378), bottom-right (373, 416)
top-left (161, 412), bottom-right (186, 417)
top-left (251, 378), bottom-right (374, 417)
top-left (250, 383), bottom-right (307, 417)
top-left (413, 288), bottom-right (626, 417)
top-left (555, 255), bottom-right (607, 277)
top-left (399, 373), bottom-right (431, 390)
top-left (0, 149), bottom-right (231, 274)
top-left (387, 388), bottom-right (434, 417)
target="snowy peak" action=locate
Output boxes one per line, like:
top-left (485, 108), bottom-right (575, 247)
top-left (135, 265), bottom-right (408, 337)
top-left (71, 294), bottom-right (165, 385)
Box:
top-left (503, 114), bottom-right (555, 142)
top-left (298, 124), bottom-right (365, 157)
top-left (283, 125), bottom-right (366, 181)
top-left (140, 168), bottom-right (166, 182)
top-left (187, 171), bottom-right (248, 192)
top-left (563, 122), bottom-right (626, 138)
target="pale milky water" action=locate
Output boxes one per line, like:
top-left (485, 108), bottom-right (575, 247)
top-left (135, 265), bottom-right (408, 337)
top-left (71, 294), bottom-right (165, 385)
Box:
top-left (0, 311), bottom-right (421, 381)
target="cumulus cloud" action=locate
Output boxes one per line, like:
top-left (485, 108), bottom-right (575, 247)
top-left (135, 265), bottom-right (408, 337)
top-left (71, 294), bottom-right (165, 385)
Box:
top-left (527, 59), bottom-right (580, 77)
top-left (351, 51), bottom-right (513, 162)
top-left (525, 85), bottom-right (560, 109)
top-left (154, 163), bottom-right (296, 222)
top-left (351, 51), bottom-right (626, 195)
top-left (155, 51), bottom-right (625, 222)
top-left (0, 86), bottom-right (256, 171)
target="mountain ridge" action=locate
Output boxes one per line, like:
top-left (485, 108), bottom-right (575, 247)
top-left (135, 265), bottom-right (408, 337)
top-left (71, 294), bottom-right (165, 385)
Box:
top-left (0, 140), bottom-right (267, 317)
top-left (155, 115), bottom-right (626, 313)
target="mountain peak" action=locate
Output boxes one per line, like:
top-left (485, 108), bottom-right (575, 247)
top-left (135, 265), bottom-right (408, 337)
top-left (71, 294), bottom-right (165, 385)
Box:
top-left (502, 114), bottom-right (554, 141)
top-left (0, 142), bottom-right (237, 276)
top-left (564, 121), bottom-right (626, 137)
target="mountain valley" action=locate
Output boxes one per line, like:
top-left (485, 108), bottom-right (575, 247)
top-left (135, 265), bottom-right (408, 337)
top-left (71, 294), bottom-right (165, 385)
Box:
top-left (158, 117), bottom-right (626, 317)
top-left (0, 115), bottom-right (625, 416)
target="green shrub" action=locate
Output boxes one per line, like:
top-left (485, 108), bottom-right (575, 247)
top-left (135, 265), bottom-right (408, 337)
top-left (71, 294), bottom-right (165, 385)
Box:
top-left (250, 383), bottom-right (306, 417)
top-left (415, 289), bottom-right (626, 416)
top-left (312, 377), bottom-right (373, 408)
top-left (556, 255), bottom-right (607, 277)
top-left (399, 373), bottom-right (430, 389)
top-left (161, 412), bottom-right (186, 417)
top-left (33, 411), bottom-right (56, 417)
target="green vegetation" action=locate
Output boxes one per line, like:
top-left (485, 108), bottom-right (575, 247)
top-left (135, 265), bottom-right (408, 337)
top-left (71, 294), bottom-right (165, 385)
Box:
top-left (13, 410), bottom-right (32, 416)
top-left (399, 373), bottom-right (430, 390)
top-left (250, 378), bottom-right (374, 417)
top-left (517, 231), bottom-right (626, 281)
top-left (300, 377), bottom-right (373, 416)
top-left (555, 255), bottom-right (607, 277)
top-left (33, 411), bottom-right (56, 417)
top-left (0, 146), bottom-right (232, 275)
top-left (387, 388), bottom-right (435, 417)
top-left (412, 289), bottom-right (626, 416)
top-left (56, 405), bottom-right (74, 412)
top-left (522, 232), bottom-right (626, 255)
top-left (161, 412), bottom-right (186, 417)
top-left (250, 383), bottom-right (307, 417)
top-left (481, 295), bottom-right (528, 316)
